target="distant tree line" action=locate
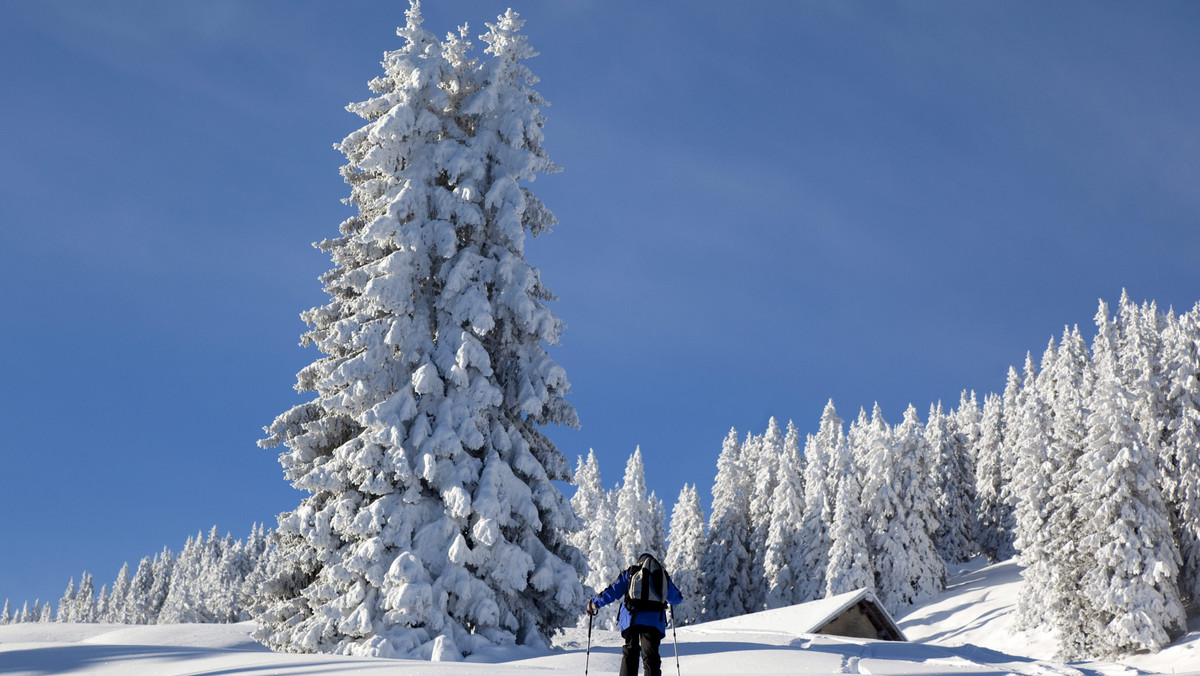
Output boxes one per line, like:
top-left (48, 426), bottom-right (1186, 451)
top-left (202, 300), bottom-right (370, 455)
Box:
top-left (573, 292), bottom-right (1200, 660)
top-left (1, 525), bottom-right (273, 626)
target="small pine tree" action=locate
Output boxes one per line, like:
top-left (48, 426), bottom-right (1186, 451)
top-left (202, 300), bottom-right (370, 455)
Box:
top-left (205, 532), bottom-right (245, 623)
top-left (863, 405), bottom-right (944, 614)
top-left (994, 365), bottom-right (1023, 557)
top-left (1163, 303), bottom-right (1200, 603)
top-left (1036, 326), bottom-right (1095, 657)
top-left (973, 392), bottom-right (1010, 561)
top-left (1012, 351), bottom-right (1057, 631)
top-left (95, 585), bottom-right (109, 624)
top-left (825, 412), bottom-right (873, 597)
top-left (701, 428), bottom-right (751, 620)
top-left (125, 556), bottom-right (155, 624)
top-left (665, 484), bottom-right (706, 625)
top-left (108, 563), bottom-right (132, 624)
top-left (795, 403), bottom-right (842, 602)
top-left (1117, 294), bottom-right (1170, 462)
top-left (762, 420), bottom-right (806, 608)
top-left (1075, 319), bottom-right (1185, 658)
top-left (146, 548), bottom-right (176, 623)
top-left (899, 406), bottom-right (946, 601)
top-left (239, 525), bottom-right (279, 621)
top-left (926, 402), bottom-right (976, 563)
top-left (614, 448), bottom-right (661, 564)
top-left (570, 450), bottom-right (620, 629)
top-left (57, 578), bottom-right (76, 624)
top-left (648, 491), bottom-right (668, 561)
top-left (746, 419), bottom-right (785, 611)
top-left (75, 573), bottom-right (96, 623)
top-left (160, 532), bottom-right (207, 623)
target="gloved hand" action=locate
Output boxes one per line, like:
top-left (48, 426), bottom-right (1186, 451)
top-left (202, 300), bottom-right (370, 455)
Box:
top-left (586, 600), bottom-right (598, 616)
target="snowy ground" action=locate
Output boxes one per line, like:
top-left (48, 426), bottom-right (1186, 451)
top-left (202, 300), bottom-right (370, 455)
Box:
top-left (1, 559), bottom-right (1197, 675)
top-left (898, 559), bottom-right (1200, 676)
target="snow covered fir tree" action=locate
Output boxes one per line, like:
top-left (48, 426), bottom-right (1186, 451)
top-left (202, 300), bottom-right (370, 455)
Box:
top-left (254, 4), bottom-right (585, 660)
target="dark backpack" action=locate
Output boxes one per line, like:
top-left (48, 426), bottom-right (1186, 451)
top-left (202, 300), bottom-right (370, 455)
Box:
top-left (623, 554), bottom-right (669, 612)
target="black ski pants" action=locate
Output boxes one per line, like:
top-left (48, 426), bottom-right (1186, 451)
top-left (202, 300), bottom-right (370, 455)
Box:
top-left (620, 625), bottom-right (663, 676)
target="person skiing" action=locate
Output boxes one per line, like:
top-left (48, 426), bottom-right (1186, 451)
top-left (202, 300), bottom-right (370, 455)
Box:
top-left (587, 553), bottom-right (683, 676)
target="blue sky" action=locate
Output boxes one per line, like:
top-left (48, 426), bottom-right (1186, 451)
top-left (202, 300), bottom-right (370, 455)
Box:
top-left (3, 1), bottom-right (1199, 608)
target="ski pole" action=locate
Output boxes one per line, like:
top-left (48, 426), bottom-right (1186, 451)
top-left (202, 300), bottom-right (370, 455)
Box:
top-left (585, 611), bottom-right (593, 675)
top-left (669, 604), bottom-right (680, 676)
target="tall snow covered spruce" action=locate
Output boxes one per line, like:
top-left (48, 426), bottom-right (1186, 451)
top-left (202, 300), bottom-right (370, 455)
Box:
top-left (569, 450), bottom-right (619, 629)
top-left (1164, 304), bottom-right (1200, 603)
top-left (745, 419), bottom-right (785, 611)
top-left (665, 483), bottom-right (707, 625)
top-left (1075, 303), bottom-right (1185, 657)
top-left (615, 447), bottom-right (665, 566)
top-left (824, 411), bottom-right (872, 599)
top-left (862, 404), bottom-right (945, 615)
top-left (701, 429), bottom-right (752, 620)
top-left (256, 4), bottom-right (585, 659)
top-left (762, 421), bottom-right (807, 608)
top-left (794, 403), bottom-right (842, 603)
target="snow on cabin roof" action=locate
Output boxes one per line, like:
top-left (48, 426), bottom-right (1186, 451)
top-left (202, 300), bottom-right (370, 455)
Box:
top-left (693, 589), bottom-right (907, 642)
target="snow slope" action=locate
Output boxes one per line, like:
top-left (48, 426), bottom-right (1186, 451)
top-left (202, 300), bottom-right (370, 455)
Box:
top-left (898, 558), bottom-right (1200, 676)
top-left (2, 559), bottom-right (1196, 675)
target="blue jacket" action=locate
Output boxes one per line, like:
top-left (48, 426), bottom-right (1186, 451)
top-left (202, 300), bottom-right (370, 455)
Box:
top-left (592, 566), bottom-right (683, 636)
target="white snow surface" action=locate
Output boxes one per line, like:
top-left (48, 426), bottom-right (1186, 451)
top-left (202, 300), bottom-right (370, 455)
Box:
top-left (2, 558), bottom-right (1197, 675)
